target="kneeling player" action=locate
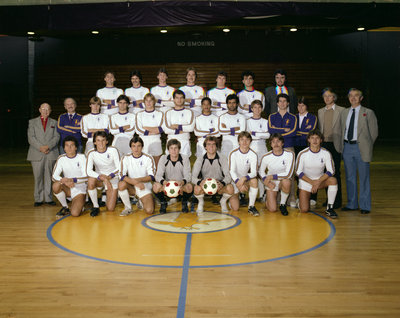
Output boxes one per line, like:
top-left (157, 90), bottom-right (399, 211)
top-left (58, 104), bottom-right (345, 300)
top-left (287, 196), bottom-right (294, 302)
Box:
top-left (192, 136), bottom-right (233, 214)
top-left (228, 131), bottom-right (259, 216)
top-left (86, 131), bottom-right (120, 217)
top-left (52, 136), bottom-right (87, 218)
top-left (118, 136), bottom-right (155, 216)
top-left (258, 133), bottom-right (294, 216)
top-left (153, 139), bottom-right (193, 214)
top-left (296, 130), bottom-right (338, 218)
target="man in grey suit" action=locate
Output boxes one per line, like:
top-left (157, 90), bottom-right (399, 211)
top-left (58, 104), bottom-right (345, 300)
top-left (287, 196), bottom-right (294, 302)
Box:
top-left (27, 103), bottom-right (60, 206)
top-left (317, 88), bottom-right (344, 208)
top-left (264, 69), bottom-right (297, 116)
top-left (340, 89), bottom-right (378, 214)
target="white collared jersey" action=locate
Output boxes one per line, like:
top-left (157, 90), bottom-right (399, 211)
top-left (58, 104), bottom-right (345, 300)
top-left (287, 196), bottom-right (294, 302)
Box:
top-left (52, 154), bottom-right (87, 183)
top-left (207, 87), bottom-right (235, 104)
top-left (109, 112), bottom-right (136, 138)
top-left (96, 87), bottom-right (124, 115)
top-left (81, 113), bottom-right (110, 141)
top-left (259, 150), bottom-right (295, 181)
top-left (135, 109), bottom-right (164, 136)
top-left (194, 114), bottom-right (220, 138)
top-left (120, 152), bottom-right (156, 180)
top-left (163, 108), bottom-right (195, 141)
top-left (125, 86), bottom-right (149, 102)
top-left (150, 85), bottom-right (175, 102)
top-left (86, 146), bottom-right (120, 179)
top-left (218, 112), bottom-right (246, 140)
top-left (237, 89), bottom-right (265, 117)
top-left (228, 148), bottom-right (258, 183)
top-left (179, 85), bottom-right (205, 100)
top-left (296, 147), bottom-right (334, 180)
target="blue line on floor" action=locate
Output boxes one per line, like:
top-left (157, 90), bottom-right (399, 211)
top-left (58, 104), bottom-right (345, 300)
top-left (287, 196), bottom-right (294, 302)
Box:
top-left (176, 233), bottom-right (192, 318)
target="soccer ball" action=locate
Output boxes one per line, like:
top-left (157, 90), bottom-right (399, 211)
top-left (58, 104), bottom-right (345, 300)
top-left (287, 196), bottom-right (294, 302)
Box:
top-left (164, 181), bottom-right (181, 198)
top-left (203, 178), bottom-right (218, 195)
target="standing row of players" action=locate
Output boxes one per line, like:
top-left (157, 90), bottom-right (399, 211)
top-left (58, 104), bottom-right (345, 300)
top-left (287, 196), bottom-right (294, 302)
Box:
top-left (53, 128), bottom-right (338, 220)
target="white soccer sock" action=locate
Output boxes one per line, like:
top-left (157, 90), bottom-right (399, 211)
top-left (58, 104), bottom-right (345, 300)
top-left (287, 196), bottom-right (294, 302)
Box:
top-left (258, 179), bottom-right (264, 199)
top-left (195, 194), bottom-right (204, 212)
top-left (54, 191), bottom-right (68, 208)
top-left (327, 184), bottom-right (338, 206)
top-left (118, 189), bottom-right (132, 210)
top-left (248, 187), bottom-right (258, 207)
top-left (280, 191), bottom-right (289, 205)
top-left (220, 192), bottom-right (232, 203)
top-left (88, 189), bottom-right (99, 208)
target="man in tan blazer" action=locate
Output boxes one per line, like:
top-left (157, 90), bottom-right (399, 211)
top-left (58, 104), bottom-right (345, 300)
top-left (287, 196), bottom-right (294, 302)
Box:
top-left (339, 88), bottom-right (378, 214)
top-left (317, 88), bottom-right (344, 208)
top-left (27, 103), bottom-right (60, 206)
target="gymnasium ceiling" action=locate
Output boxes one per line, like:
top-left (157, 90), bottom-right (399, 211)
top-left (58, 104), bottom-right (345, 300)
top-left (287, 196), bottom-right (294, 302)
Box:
top-left (0, 1), bottom-right (399, 37)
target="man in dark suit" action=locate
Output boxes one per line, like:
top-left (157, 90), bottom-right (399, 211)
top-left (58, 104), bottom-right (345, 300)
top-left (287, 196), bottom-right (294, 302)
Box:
top-left (264, 69), bottom-right (297, 116)
top-left (340, 89), bottom-right (378, 214)
top-left (27, 103), bottom-right (60, 206)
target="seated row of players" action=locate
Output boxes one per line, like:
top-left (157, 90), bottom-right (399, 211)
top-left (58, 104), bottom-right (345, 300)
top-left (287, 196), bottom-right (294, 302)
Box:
top-left (96, 68), bottom-right (267, 118)
top-left (52, 128), bottom-right (338, 220)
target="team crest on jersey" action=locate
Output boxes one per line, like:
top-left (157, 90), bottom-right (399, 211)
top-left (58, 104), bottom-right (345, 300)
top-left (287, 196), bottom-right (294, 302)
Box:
top-left (285, 119), bottom-right (290, 125)
top-left (97, 117), bottom-right (100, 122)
top-left (107, 154), bottom-right (110, 159)
top-left (305, 119), bottom-right (309, 125)
top-left (140, 161), bottom-right (143, 166)
top-left (77, 162), bottom-right (80, 167)
top-left (259, 124), bottom-right (262, 129)
top-left (320, 158), bottom-right (324, 163)
top-left (125, 116), bottom-right (127, 120)
top-left (152, 114), bottom-right (155, 119)
top-left (144, 212), bottom-right (239, 233)
top-left (282, 160), bottom-right (285, 165)
top-left (237, 119), bottom-right (240, 123)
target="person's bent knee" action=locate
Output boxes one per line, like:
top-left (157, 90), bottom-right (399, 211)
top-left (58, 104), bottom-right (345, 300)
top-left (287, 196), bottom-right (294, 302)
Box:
top-left (118, 181), bottom-right (128, 191)
top-left (194, 185), bottom-right (203, 195)
top-left (225, 184), bottom-right (234, 195)
top-left (52, 182), bottom-right (62, 193)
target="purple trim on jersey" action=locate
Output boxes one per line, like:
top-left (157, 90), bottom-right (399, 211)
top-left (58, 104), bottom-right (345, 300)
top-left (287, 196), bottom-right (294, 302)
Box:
top-left (97, 176), bottom-right (101, 181)
top-left (245, 175), bottom-right (250, 181)
top-left (144, 130), bottom-right (149, 136)
top-left (145, 109), bottom-right (155, 113)
top-left (150, 175), bottom-right (155, 181)
top-left (216, 87), bottom-right (226, 90)
top-left (105, 86), bottom-right (115, 89)
top-left (131, 86), bottom-right (142, 89)
top-left (90, 113), bottom-right (100, 115)
top-left (262, 176), bottom-right (267, 181)
top-left (272, 150), bottom-right (284, 157)
top-left (273, 174), bottom-right (278, 180)
top-left (251, 117), bottom-right (261, 120)
top-left (325, 171), bottom-right (333, 177)
top-left (239, 148), bottom-right (250, 154)
top-left (118, 111), bottom-right (129, 115)
top-left (132, 153), bottom-right (143, 158)
top-left (121, 175), bottom-right (126, 181)
top-left (157, 99), bottom-right (162, 104)
top-left (245, 88), bottom-right (255, 92)
top-left (132, 100), bottom-right (137, 106)
top-left (157, 85), bottom-right (168, 88)
top-left (173, 108), bottom-right (185, 111)
top-left (201, 113), bottom-right (212, 116)
top-left (234, 178), bottom-right (239, 184)
top-left (72, 178), bottom-right (78, 183)
top-left (174, 129), bottom-right (180, 134)
top-left (298, 172), bottom-right (305, 179)
top-left (251, 131), bottom-right (256, 136)
top-left (230, 128), bottom-right (235, 136)
top-left (107, 104), bottom-right (112, 109)
top-left (310, 147), bottom-right (321, 154)
top-left (158, 126), bottom-right (164, 133)
top-left (109, 173), bottom-right (115, 178)
top-left (66, 153), bottom-right (78, 159)
top-left (97, 148), bottom-right (108, 154)
top-left (178, 124), bottom-right (183, 131)
top-left (87, 132), bottom-right (92, 138)
top-left (104, 129), bottom-right (109, 134)
top-left (189, 99), bottom-right (195, 107)
top-left (209, 128), bottom-right (214, 133)
top-left (119, 127), bottom-right (124, 133)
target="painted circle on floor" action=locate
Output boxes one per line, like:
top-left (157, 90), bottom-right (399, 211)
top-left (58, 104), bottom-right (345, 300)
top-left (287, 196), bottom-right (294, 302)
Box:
top-left (47, 208), bottom-right (335, 268)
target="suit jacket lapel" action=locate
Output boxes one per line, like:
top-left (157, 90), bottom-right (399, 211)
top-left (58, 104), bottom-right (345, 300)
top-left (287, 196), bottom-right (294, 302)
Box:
top-left (357, 106), bottom-right (366, 138)
top-left (332, 106), bottom-right (340, 127)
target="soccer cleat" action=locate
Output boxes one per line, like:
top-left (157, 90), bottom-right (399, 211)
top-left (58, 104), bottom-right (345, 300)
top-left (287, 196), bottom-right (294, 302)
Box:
top-left (310, 199), bottom-right (317, 206)
top-left (239, 193), bottom-right (248, 206)
top-left (136, 199), bottom-right (143, 210)
top-left (120, 208), bottom-right (132, 216)
top-left (90, 207), bottom-right (100, 217)
top-left (325, 207), bottom-right (338, 219)
top-left (181, 201), bottom-right (189, 213)
top-left (248, 206), bottom-right (260, 216)
top-left (56, 207), bottom-right (70, 219)
top-left (279, 204), bottom-right (289, 216)
top-left (160, 202), bottom-right (168, 214)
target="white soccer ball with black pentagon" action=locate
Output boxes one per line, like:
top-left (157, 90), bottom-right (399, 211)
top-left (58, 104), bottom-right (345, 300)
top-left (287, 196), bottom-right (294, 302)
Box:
top-left (203, 178), bottom-right (218, 195)
top-left (164, 181), bottom-right (181, 198)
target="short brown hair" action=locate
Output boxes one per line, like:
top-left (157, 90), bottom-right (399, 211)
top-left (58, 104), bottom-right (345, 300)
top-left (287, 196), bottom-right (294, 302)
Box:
top-left (237, 131), bottom-right (252, 142)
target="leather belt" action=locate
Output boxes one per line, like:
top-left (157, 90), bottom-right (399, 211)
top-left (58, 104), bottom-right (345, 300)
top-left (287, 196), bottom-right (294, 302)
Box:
top-left (344, 140), bottom-right (357, 144)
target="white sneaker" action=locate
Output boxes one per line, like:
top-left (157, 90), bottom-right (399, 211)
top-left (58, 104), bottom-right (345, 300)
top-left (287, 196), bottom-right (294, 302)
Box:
top-left (220, 199), bottom-right (229, 213)
top-left (310, 199), bottom-right (317, 206)
top-left (289, 201), bottom-right (297, 208)
top-left (136, 199), bottom-right (143, 210)
top-left (120, 208), bottom-right (132, 216)
top-left (196, 203), bottom-right (204, 213)
top-left (168, 198), bottom-right (177, 206)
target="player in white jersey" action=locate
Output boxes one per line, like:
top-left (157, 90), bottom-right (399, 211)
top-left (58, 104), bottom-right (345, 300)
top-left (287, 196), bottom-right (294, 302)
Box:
top-left (228, 132), bottom-right (259, 216)
top-left (86, 131), bottom-right (120, 217)
top-left (96, 71), bottom-right (124, 116)
top-left (179, 67), bottom-right (204, 116)
top-left (109, 95), bottom-right (136, 156)
top-left (237, 70), bottom-right (265, 118)
top-left (162, 90), bottom-right (195, 157)
top-left (52, 136), bottom-right (87, 218)
top-left (81, 96), bottom-right (110, 155)
top-left (135, 93), bottom-right (164, 168)
top-left (258, 133), bottom-right (294, 216)
top-left (194, 97), bottom-right (220, 157)
top-left (296, 130), bottom-right (338, 218)
top-left (150, 68), bottom-right (175, 112)
top-left (124, 70), bottom-right (150, 114)
top-left (246, 100), bottom-right (270, 199)
top-left (207, 71), bottom-right (235, 115)
top-left (118, 136), bottom-right (156, 216)
top-left (218, 94), bottom-right (246, 158)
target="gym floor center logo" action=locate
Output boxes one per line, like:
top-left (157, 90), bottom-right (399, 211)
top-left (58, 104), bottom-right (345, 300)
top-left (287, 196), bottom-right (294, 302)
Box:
top-left (143, 212), bottom-right (240, 234)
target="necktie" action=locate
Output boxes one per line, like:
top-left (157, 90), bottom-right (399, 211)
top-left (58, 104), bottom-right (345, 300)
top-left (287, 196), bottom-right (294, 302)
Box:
top-left (347, 109), bottom-right (355, 141)
top-left (69, 114), bottom-right (73, 121)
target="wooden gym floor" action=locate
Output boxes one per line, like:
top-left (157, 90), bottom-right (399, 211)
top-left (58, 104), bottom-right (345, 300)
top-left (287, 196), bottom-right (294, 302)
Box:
top-left (0, 142), bottom-right (399, 318)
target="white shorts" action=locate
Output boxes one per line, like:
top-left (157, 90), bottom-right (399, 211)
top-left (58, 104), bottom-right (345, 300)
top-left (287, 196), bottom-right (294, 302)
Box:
top-left (133, 182), bottom-right (153, 199)
top-left (142, 136), bottom-right (163, 156)
top-left (165, 138), bottom-right (191, 157)
top-left (299, 179), bottom-right (313, 192)
top-left (103, 176), bottom-right (119, 190)
top-left (264, 180), bottom-right (280, 192)
top-left (232, 180), bottom-right (250, 194)
top-left (70, 183), bottom-right (87, 199)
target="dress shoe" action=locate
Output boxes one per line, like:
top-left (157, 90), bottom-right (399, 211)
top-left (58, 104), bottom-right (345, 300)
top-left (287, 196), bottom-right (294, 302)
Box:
top-left (34, 202), bottom-right (43, 207)
top-left (45, 201), bottom-right (57, 206)
top-left (361, 210), bottom-right (370, 214)
top-left (341, 207), bottom-right (358, 211)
